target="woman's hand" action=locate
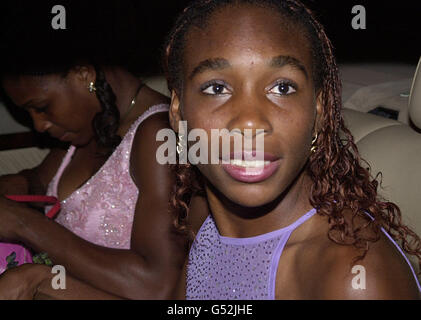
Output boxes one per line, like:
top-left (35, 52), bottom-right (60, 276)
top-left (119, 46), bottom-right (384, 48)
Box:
top-left (0, 196), bottom-right (29, 241)
top-left (0, 195), bottom-right (46, 241)
top-left (0, 263), bottom-right (52, 300)
top-left (0, 174), bottom-right (29, 196)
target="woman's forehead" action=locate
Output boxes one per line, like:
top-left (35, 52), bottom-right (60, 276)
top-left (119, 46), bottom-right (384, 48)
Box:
top-left (183, 4), bottom-right (312, 74)
top-left (4, 76), bottom-right (48, 95)
top-left (2, 74), bottom-right (57, 103)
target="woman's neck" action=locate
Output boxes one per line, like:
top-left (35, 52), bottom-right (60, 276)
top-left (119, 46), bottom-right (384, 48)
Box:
top-left (206, 170), bottom-right (314, 238)
top-left (102, 67), bottom-right (142, 124)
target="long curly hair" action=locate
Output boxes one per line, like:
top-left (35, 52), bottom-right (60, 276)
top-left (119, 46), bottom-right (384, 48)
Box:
top-left (163, 0), bottom-right (421, 273)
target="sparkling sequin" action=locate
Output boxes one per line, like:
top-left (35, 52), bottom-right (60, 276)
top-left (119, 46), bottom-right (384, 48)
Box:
top-left (45, 104), bottom-right (169, 249)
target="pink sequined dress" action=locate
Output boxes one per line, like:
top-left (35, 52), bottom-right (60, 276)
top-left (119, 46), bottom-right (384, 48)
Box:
top-left (45, 104), bottom-right (169, 249)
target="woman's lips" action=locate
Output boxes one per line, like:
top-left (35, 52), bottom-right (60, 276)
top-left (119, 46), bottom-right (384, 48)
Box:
top-left (221, 152), bottom-right (281, 183)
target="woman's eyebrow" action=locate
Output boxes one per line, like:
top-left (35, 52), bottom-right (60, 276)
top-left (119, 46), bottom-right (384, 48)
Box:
top-left (188, 55), bottom-right (308, 80)
top-left (20, 99), bottom-right (35, 108)
top-left (189, 58), bottom-right (230, 80)
top-left (20, 98), bottom-right (45, 109)
top-left (269, 55), bottom-right (308, 79)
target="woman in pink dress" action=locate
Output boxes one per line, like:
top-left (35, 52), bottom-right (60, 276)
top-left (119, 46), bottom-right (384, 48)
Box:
top-left (0, 12), bottom-right (198, 297)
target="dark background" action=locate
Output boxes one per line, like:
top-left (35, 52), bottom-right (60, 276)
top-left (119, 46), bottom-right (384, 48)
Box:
top-left (0, 0), bottom-right (419, 77)
top-left (0, 0), bottom-right (418, 149)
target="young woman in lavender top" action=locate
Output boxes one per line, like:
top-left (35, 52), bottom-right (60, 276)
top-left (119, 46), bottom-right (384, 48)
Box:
top-left (164, 0), bottom-right (421, 299)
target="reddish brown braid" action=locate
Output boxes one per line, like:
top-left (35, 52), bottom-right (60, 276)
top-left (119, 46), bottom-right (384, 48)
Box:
top-left (163, 0), bottom-right (421, 274)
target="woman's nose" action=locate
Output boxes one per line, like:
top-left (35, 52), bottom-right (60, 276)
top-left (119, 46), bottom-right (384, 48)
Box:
top-left (226, 95), bottom-right (273, 136)
top-left (31, 112), bottom-right (52, 133)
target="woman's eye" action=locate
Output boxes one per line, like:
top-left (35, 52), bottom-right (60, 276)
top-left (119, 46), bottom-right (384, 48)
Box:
top-left (202, 83), bottom-right (230, 95)
top-left (33, 106), bottom-right (48, 114)
top-left (269, 82), bottom-right (297, 95)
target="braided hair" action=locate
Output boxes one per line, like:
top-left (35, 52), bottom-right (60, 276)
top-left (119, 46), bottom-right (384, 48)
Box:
top-left (92, 66), bottom-right (122, 150)
top-left (0, 1), bottom-right (140, 152)
top-left (163, 0), bottom-right (421, 273)
top-left (0, 63), bottom-right (122, 152)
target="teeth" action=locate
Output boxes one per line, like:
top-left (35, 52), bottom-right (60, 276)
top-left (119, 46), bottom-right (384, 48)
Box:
top-left (230, 159), bottom-right (270, 167)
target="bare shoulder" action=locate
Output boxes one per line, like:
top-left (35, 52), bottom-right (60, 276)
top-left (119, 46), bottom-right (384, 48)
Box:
top-left (313, 219), bottom-right (420, 299)
top-left (120, 85), bottom-right (169, 133)
top-left (130, 110), bottom-right (170, 185)
top-left (138, 85), bottom-right (170, 111)
top-left (134, 108), bottom-right (170, 143)
top-left (132, 107), bottom-right (170, 147)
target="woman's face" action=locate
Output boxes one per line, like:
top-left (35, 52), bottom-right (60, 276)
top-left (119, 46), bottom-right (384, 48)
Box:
top-left (2, 69), bottom-right (101, 146)
top-left (171, 4), bottom-right (322, 208)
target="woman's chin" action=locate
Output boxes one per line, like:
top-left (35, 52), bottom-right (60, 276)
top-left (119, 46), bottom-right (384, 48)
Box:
top-left (221, 186), bottom-right (283, 209)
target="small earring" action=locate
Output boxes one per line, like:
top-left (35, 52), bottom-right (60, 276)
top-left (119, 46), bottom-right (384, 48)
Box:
top-left (88, 81), bottom-right (96, 93)
top-left (176, 134), bottom-right (185, 155)
top-left (310, 133), bottom-right (318, 153)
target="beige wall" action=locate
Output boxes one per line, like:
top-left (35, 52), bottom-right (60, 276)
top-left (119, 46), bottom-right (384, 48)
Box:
top-left (0, 102), bottom-right (30, 135)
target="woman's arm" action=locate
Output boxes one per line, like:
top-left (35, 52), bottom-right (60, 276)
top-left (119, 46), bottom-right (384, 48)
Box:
top-left (0, 263), bottom-right (123, 300)
top-left (35, 266), bottom-right (124, 300)
top-left (0, 148), bottom-right (66, 196)
top-left (0, 112), bottom-right (188, 299)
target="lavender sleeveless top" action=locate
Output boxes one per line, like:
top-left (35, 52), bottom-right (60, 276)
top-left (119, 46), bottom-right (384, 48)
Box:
top-left (45, 104), bottom-right (169, 249)
top-left (186, 208), bottom-right (421, 299)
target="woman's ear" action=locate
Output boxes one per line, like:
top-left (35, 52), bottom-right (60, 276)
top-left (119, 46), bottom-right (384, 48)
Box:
top-left (71, 64), bottom-right (96, 87)
top-left (314, 92), bottom-right (323, 134)
top-left (169, 90), bottom-right (182, 132)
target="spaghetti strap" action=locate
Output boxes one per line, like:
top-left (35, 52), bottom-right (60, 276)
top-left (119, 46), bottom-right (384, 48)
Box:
top-left (380, 227), bottom-right (421, 292)
top-left (218, 208), bottom-right (317, 245)
top-left (51, 145), bottom-right (76, 196)
top-left (364, 211), bottom-right (421, 292)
